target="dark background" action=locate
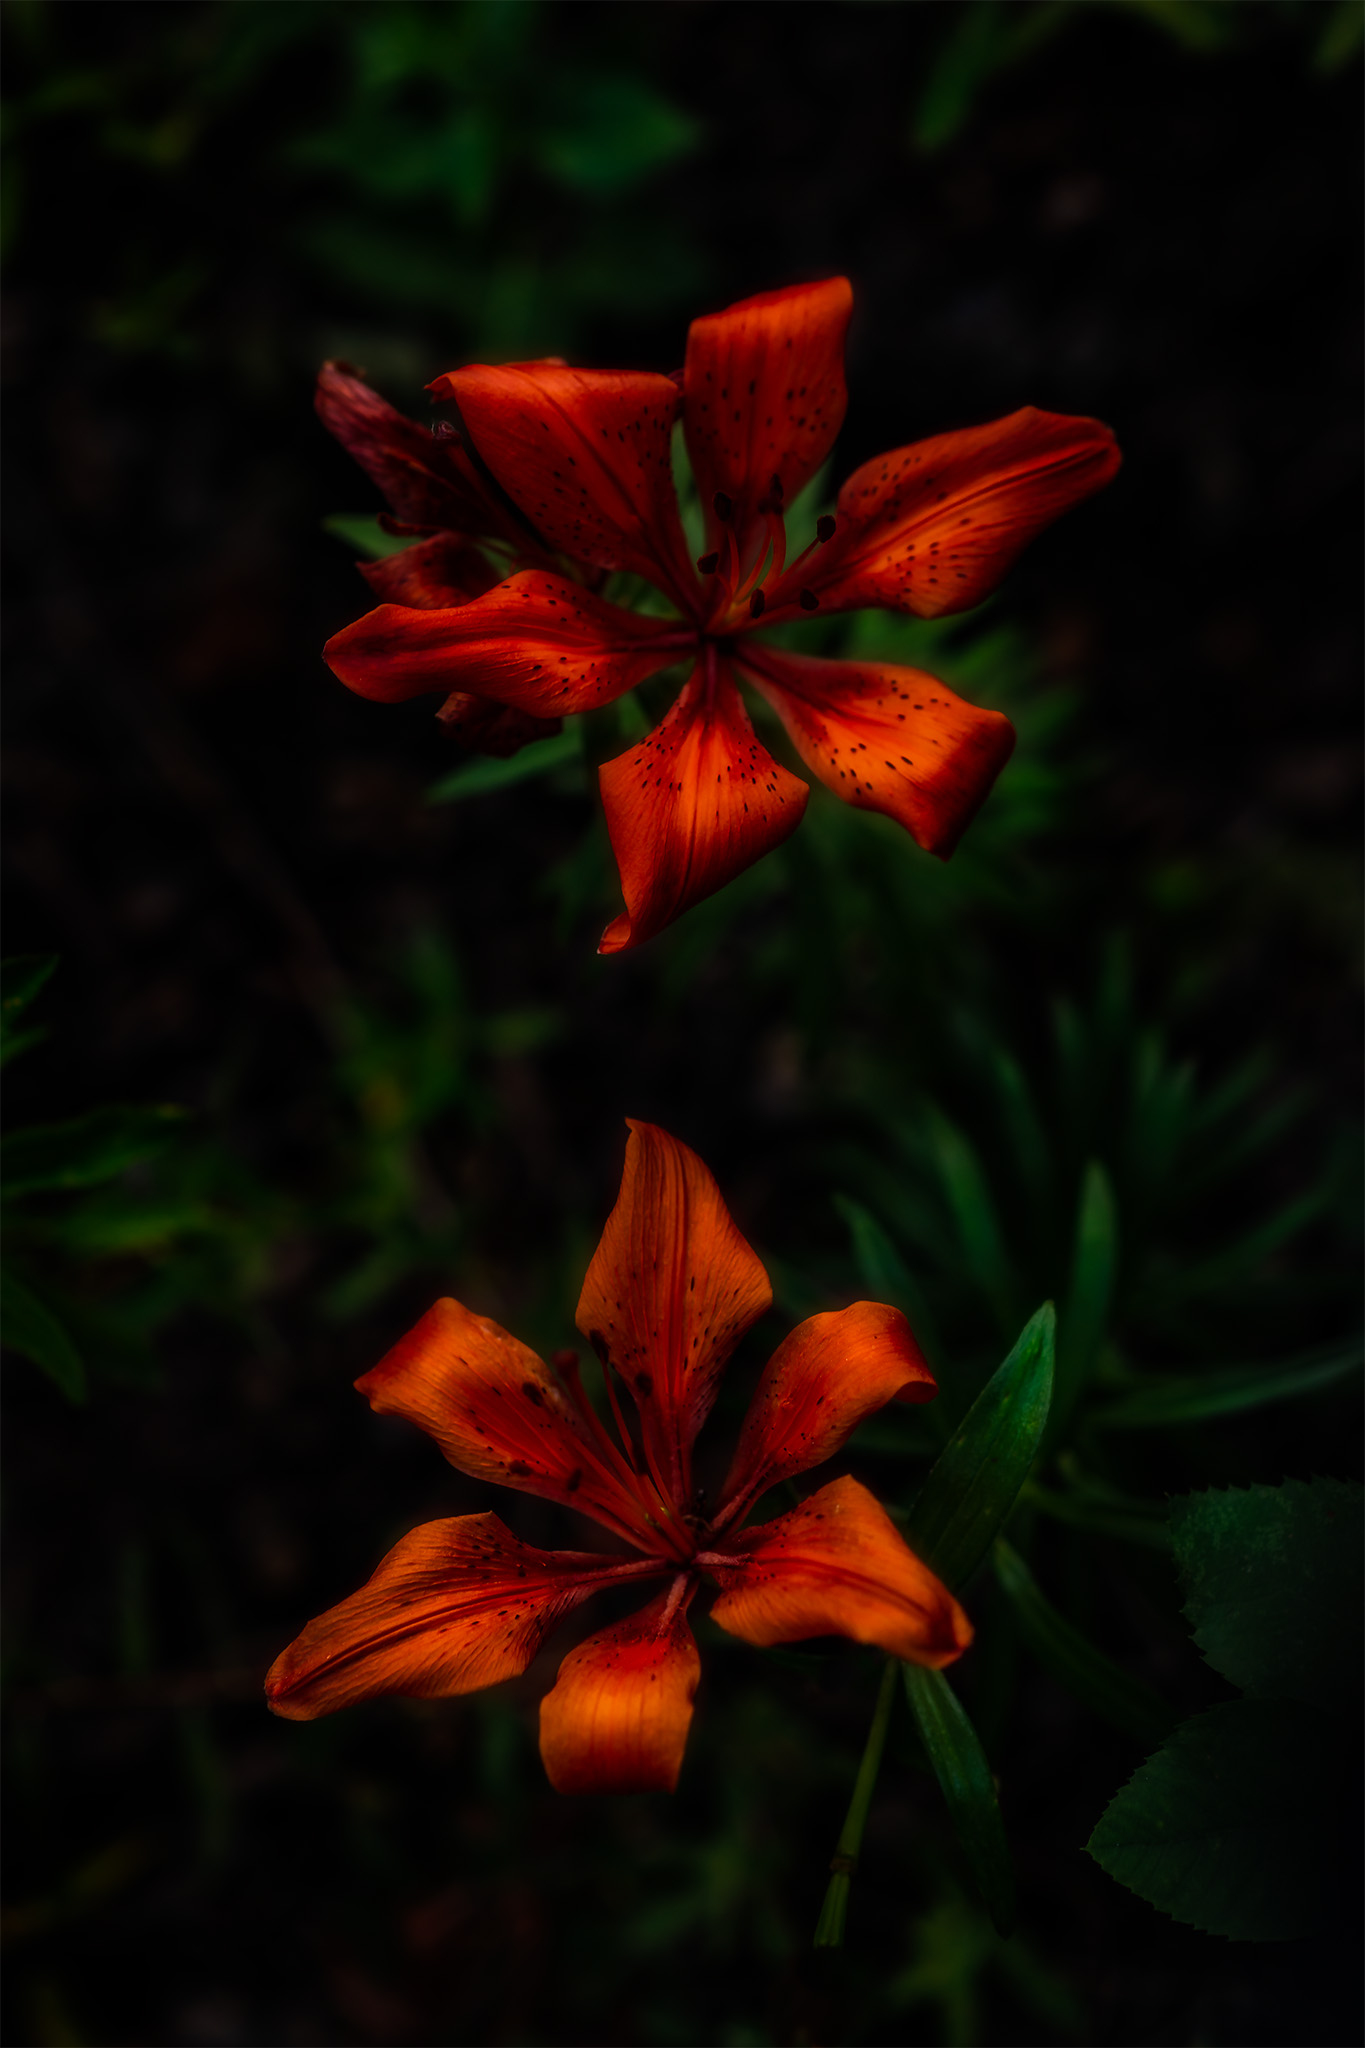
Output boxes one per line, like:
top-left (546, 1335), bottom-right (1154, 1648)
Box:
top-left (3, 4), bottom-right (1360, 2045)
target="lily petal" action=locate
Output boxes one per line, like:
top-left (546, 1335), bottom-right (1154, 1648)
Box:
top-left (358, 533), bottom-right (503, 610)
top-left (714, 1303), bottom-right (937, 1529)
top-left (316, 361), bottom-right (523, 542)
top-left (356, 1298), bottom-right (672, 1554)
top-left (684, 277), bottom-right (853, 558)
top-left (265, 1512), bottom-right (662, 1719)
top-left (434, 363), bottom-right (697, 607)
top-left (539, 1582), bottom-right (700, 1794)
top-left (576, 1121), bottom-right (773, 1509)
top-left (740, 644), bottom-right (1014, 858)
top-left (324, 572), bottom-right (692, 714)
top-left (435, 692), bottom-right (563, 759)
top-left (707, 1475), bottom-right (972, 1668)
top-left (771, 406), bottom-right (1120, 620)
top-left (596, 654), bottom-right (808, 953)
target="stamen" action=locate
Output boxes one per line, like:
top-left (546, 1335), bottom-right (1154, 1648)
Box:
top-left (799, 589), bottom-right (819, 611)
top-left (817, 514), bottom-right (836, 543)
top-left (713, 491), bottom-right (734, 522)
top-left (768, 472), bottom-right (784, 507)
top-left (656, 1571), bottom-right (694, 1633)
top-left (431, 420), bottom-right (460, 443)
top-left (749, 589), bottom-right (766, 619)
top-left (696, 551), bottom-right (719, 576)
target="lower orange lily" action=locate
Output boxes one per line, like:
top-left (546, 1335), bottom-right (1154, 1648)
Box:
top-left (266, 1122), bottom-right (971, 1792)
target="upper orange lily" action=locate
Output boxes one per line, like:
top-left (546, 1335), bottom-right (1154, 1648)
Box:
top-left (266, 1122), bottom-right (971, 1794)
top-left (319, 279), bottom-right (1120, 951)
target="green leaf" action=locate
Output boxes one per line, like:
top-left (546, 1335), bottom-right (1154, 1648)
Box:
top-left (993, 1539), bottom-right (1175, 1748)
top-left (1021, 1478), bottom-right (1171, 1552)
top-left (1091, 1343), bottom-right (1362, 1430)
top-left (1313, 0), bottom-right (1364, 73)
top-left (1, 1105), bottom-right (185, 1195)
top-left (923, 1108), bottom-right (1017, 1336)
top-left (907, 1302), bottom-right (1054, 1591)
top-left (1, 954), bottom-right (58, 1066)
top-left (426, 728), bottom-right (583, 805)
top-left (322, 512), bottom-right (412, 561)
top-left (1, 1267), bottom-right (87, 1401)
top-left (834, 1194), bottom-right (950, 1406)
top-left (1172, 1478), bottom-right (1364, 1713)
top-left (1052, 1160), bottom-right (1118, 1439)
top-left (911, 0), bottom-right (1010, 152)
top-left (536, 75), bottom-right (699, 195)
top-left (1087, 1699), bottom-right (1341, 1941)
top-left (901, 1663), bottom-right (1016, 1936)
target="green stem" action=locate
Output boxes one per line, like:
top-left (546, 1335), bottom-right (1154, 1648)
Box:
top-left (813, 1657), bottom-right (898, 1949)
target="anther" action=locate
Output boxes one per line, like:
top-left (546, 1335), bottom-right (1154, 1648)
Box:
top-left (431, 420), bottom-right (460, 442)
top-left (769, 472), bottom-right (784, 505)
top-left (799, 589), bottom-right (819, 611)
top-left (816, 514), bottom-right (836, 543)
top-left (697, 551), bottom-right (720, 576)
top-left (713, 492), bottom-right (733, 522)
top-left (749, 589), bottom-right (766, 619)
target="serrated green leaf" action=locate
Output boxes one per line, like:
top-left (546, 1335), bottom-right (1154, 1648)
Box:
top-left (902, 1663), bottom-right (1016, 1935)
top-left (426, 727), bottom-right (583, 805)
top-left (1, 1267), bottom-right (87, 1401)
top-left (993, 1539), bottom-right (1174, 1747)
top-left (1, 1105), bottom-right (185, 1194)
top-left (1172, 1478), bottom-right (1364, 1713)
top-left (1091, 1343), bottom-right (1362, 1430)
top-left (1087, 1699), bottom-right (1341, 1940)
top-left (907, 1303), bottom-right (1054, 1591)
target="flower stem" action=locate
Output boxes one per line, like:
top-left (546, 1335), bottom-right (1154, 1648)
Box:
top-left (813, 1656), bottom-right (898, 1949)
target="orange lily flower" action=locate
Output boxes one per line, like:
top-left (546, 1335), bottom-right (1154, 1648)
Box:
top-left (266, 1122), bottom-right (971, 1794)
top-left (319, 279), bottom-right (1120, 951)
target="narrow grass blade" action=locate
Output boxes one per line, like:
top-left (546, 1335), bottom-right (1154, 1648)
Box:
top-left (902, 1662), bottom-right (1016, 1936)
top-left (907, 1303), bottom-right (1054, 1591)
top-left (993, 1539), bottom-right (1174, 1747)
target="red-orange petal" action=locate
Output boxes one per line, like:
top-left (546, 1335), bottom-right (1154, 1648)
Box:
top-left (435, 692), bottom-right (563, 758)
top-left (740, 644), bottom-right (1015, 859)
top-left (434, 362), bottom-right (697, 607)
top-left (355, 1298), bottom-right (667, 1553)
top-left (707, 1475), bottom-right (972, 1668)
top-left (596, 655), bottom-right (808, 953)
top-left (539, 1582), bottom-right (700, 1794)
top-left (316, 361), bottom-right (523, 544)
top-left (358, 533), bottom-right (503, 610)
top-left (683, 278), bottom-right (853, 558)
top-left (714, 1303), bottom-right (937, 1528)
top-left (323, 572), bottom-right (692, 713)
top-left (576, 1122), bottom-right (774, 1510)
top-left (265, 1511), bottom-right (662, 1720)
top-left (771, 406), bottom-right (1120, 621)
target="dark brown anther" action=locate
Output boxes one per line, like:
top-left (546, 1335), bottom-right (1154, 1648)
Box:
top-left (816, 514), bottom-right (836, 543)
top-left (697, 551), bottom-right (720, 576)
top-left (749, 589), bottom-right (766, 619)
top-left (431, 420), bottom-right (460, 442)
top-left (769, 472), bottom-right (784, 505)
top-left (713, 492), bottom-right (734, 522)
top-left (799, 589), bottom-right (820, 611)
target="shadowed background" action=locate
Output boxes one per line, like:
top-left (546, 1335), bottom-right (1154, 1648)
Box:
top-left (3, 4), bottom-right (1360, 2044)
